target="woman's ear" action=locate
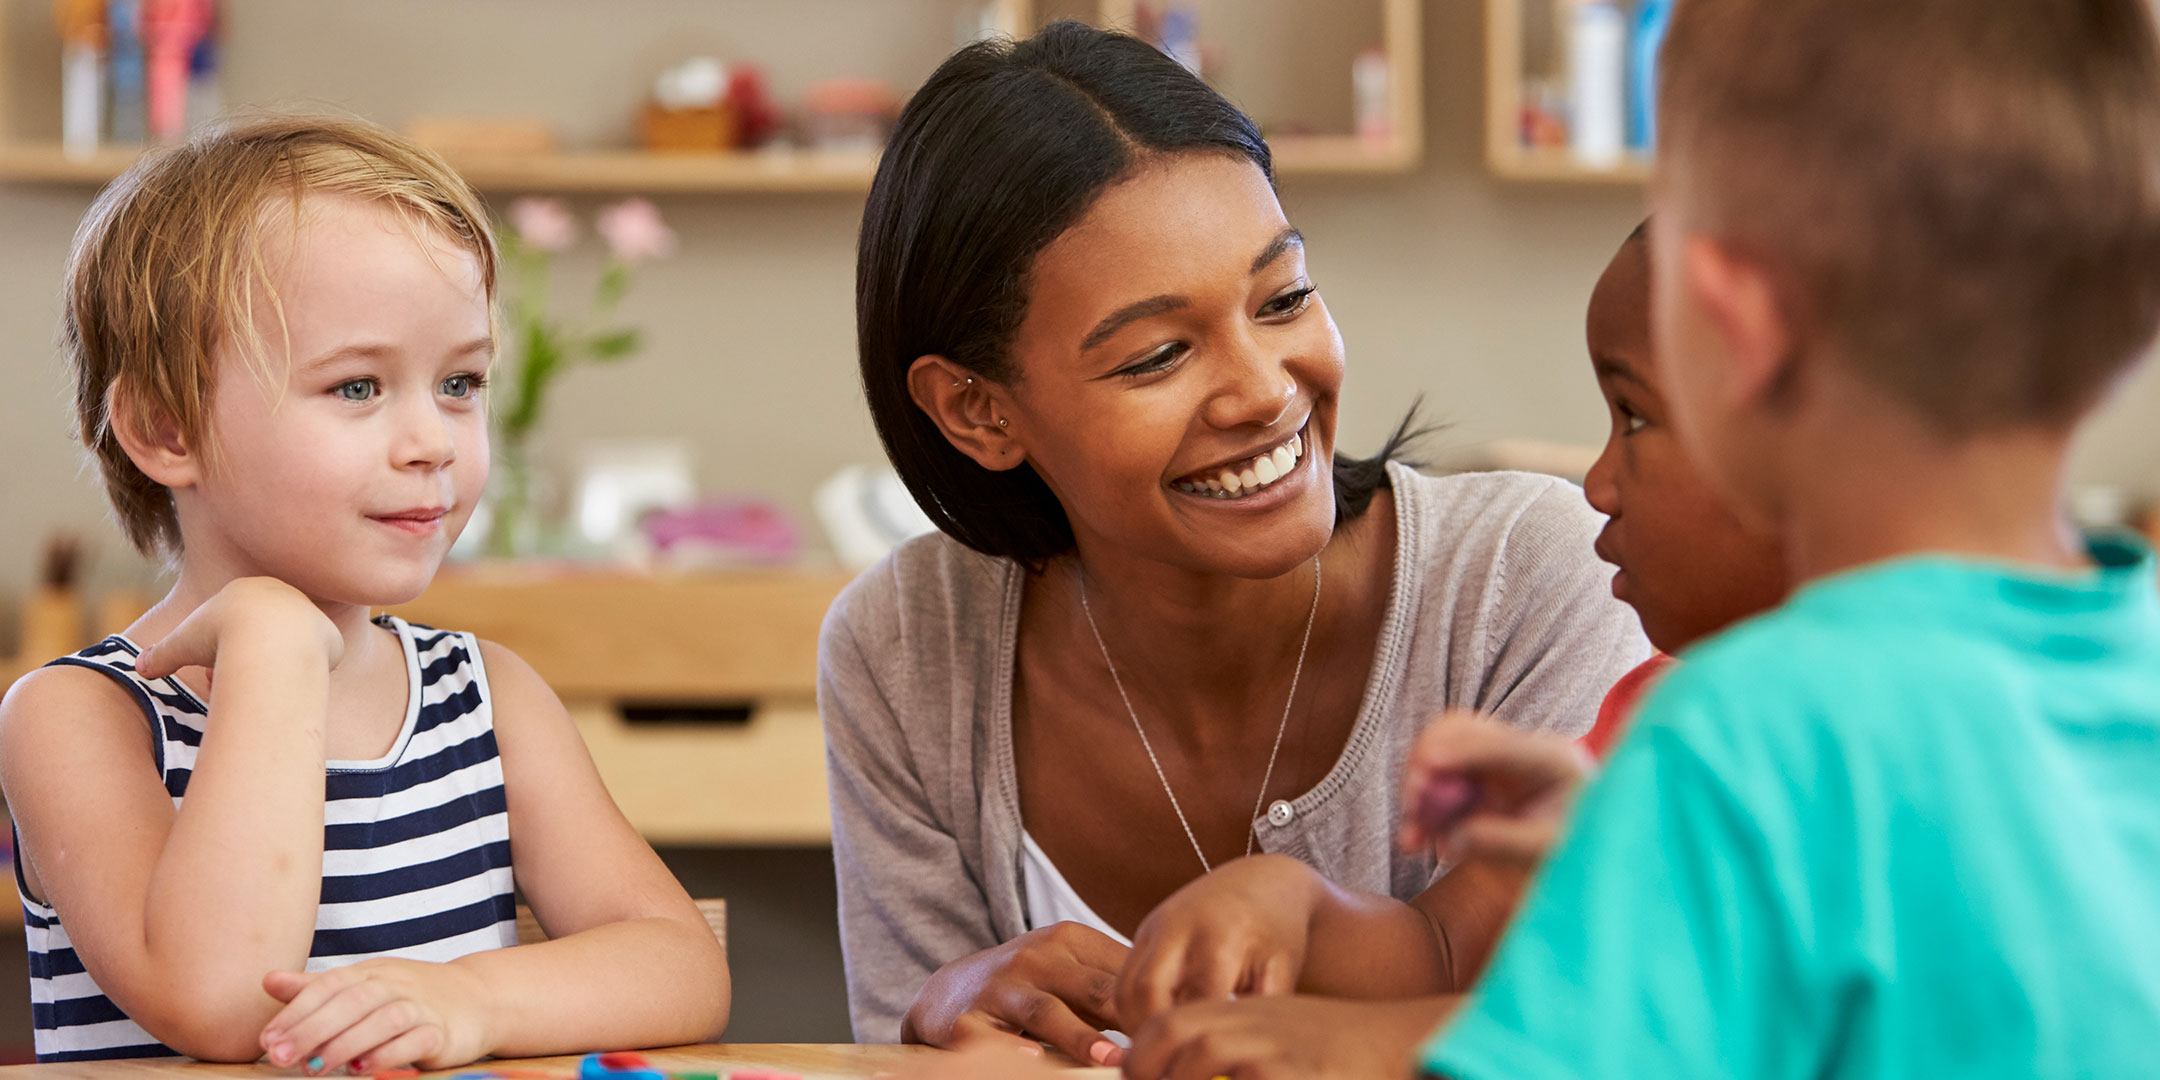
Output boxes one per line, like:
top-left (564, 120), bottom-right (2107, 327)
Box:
top-left (906, 355), bottom-right (1027, 471)
top-left (107, 379), bottom-right (203, 491)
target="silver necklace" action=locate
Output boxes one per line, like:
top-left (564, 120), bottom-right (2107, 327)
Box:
top-left (1077, 556), bottom-right (1322, 874)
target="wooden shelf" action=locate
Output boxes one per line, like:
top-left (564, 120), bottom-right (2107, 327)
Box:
top-left (0, 0), bottom-right (1424, 192)
top-left (0, 141), bottom-right (883, 194)
top-left (1485, 0), bottom-right (1652, 185)
top-left (0, 135), bottom-right (1422, 191)
top-left (0, 144), bottom-right (142, 184)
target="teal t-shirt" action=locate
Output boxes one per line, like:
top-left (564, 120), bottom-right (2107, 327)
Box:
top-left (1423, 535), bottom-right (2160, 1079)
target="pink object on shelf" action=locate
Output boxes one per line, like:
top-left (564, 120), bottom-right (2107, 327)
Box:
top-left (141, 0), bottom-right (210, 142)
top-left (641, 500), bottom-right (801, 565)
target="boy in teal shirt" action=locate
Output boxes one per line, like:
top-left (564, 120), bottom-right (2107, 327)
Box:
top-left (1419, 0), bottom-right (2160, 1076)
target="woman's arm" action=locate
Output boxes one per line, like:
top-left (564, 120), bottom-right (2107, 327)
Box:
top-left (256, 641), bottom-right (729, 1074)
top-left (0, 579), bottom-right (340, 1061)
top-left (820, 601), bottom-right (1005, 1040)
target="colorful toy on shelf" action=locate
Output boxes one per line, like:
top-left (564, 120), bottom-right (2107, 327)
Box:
top-left (800, 78), bottom-right (898, 153)
top-left (1354, 46), bottom-right (1390, 143)
top-left (141, 0), bottom-right (211, 142)
top-left (106, 0), bottom-right (145, 142)
top-left (53, 0), bottom-right (106, 158)
top-left (184, 4), bottom-right (220, 132)
top-left (726, 65), bottom-right (779, 149)
top-left (641, 56), bottom-right (736, 152)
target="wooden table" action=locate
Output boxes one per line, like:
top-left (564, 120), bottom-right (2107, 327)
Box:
top-left (0, 1047), bottom-right (1115, 1080)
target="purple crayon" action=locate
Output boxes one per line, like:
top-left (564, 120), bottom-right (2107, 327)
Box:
top-left (1415, 774), bottom-right (1482, 836)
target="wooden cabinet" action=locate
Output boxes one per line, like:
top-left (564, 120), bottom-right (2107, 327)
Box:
top-left (387, 568), bottom-right (850, 846)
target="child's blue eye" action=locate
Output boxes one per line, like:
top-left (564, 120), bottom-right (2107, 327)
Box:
top-left (334, 379), bottom-right (378, 403)
top-left (442, 373), bottom-right (487, 399)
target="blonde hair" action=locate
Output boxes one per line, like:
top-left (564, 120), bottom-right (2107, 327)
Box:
top-left (63, 113), bottom-right (499, 557)
top-left (1658, 0), bottom-right (2160, 434)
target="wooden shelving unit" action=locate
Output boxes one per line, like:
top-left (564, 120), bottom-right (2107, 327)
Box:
top-left (1094, 0), bottom-right (1425, 177)
top-left (1485, 0), bottom-right (1651, 184)
top-left (0, 0), bottom-right (1423, 192)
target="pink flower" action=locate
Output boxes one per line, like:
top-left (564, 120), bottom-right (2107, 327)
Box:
top-left (596, 198), bottom-right (676, 262)
top-left (509, 197), bottom-right (577, 253)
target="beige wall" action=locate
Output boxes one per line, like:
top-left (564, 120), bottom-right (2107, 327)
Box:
top-left (5, 0), bottom-right (2158, 650)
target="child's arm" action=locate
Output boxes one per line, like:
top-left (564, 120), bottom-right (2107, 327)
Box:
top-left (1113, 711), bottom-right (1590, 1033)
top-left (257, 642), bottom-right (728, 1073)
top-left (0, 578), bottom-right (342, 1061)
top-left (1123, 994), bottom-right (1459, 1080)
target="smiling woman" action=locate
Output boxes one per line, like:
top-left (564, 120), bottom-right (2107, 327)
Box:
top-left (821, 20), bottom-right (1649, 1067)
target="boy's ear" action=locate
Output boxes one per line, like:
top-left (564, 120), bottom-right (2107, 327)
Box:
top-left (106, 379), bottom-right (203, 490)
top-left (905, 355), bottom-right (1027, 472)
top-left (1681, 237), bottom-right (1799, 414)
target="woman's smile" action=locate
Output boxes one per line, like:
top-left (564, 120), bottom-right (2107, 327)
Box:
top-left (1168, 421), bottom-right (1313, 507)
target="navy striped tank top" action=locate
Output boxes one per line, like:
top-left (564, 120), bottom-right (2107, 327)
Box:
top-left (18, 616), bottom-right (518, 1062)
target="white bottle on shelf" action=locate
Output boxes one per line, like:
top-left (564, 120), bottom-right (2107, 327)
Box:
top-left (1567, 0), bottom-right (1628, 168)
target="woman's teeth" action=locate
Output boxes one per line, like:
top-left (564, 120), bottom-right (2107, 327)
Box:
top-left (1172, 433), bottom-right (1305, 500)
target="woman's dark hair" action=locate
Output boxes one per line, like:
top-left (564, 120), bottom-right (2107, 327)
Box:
top-left (858, 21), bottom-right (1421, 565)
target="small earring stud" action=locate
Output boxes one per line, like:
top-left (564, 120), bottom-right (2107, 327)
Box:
top-left (997, 418), bottom-right (1008, 428)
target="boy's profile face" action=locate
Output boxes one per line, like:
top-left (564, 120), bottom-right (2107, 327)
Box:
top-left (1585, 235), bottom-right (1785, 654)
top-left (176, 192), bottom-right (494, 607)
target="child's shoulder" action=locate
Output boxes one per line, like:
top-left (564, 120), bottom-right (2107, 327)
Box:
top-left (371, 615), bottom-right (556, 723)
top-left (1635, 594), bottom-right (2018, 776)
top-left (1, 653), bottom-right (139, 719)
top-left (0, 653), bottom-right (163, 773)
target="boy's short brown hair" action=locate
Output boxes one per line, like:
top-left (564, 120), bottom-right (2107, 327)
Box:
top-left (1659, 0), bottom-right (2160, 434)
top-left (63, 114), bottom-right (497, 557)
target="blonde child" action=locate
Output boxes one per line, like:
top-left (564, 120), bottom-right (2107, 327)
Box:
top-left (0, 116), bottom-right (728, 1067)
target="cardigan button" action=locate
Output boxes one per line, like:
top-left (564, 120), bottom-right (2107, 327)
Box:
top-left (1266, 800), bottom-right (1296, 827)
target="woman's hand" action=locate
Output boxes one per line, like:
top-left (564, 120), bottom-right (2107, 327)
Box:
top-left (1397, 709), bottom-right (1595, 868)
top-left (1113, 855), bottom-right (1320, 1036)
top-left (1123, 994), bottom-right (1455, 1080)
top-left (903, 922), bottom-right (1129, 1067)
top-left (135, 576), bottom-right (343, 684)
top-left (257, 959), bottom-right (493, 1074)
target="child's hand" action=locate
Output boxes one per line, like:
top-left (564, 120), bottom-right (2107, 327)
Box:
top-left (903, 922), bottom-right (1128, 1068)
top-left (1397, 709), bottom-right (1595, 867)
top-left (258, 959), bottom-right (493, 1074)
top-left (1122, 994), bottom-right (1452, 1080)
top-left (135, 577), bottom-right (343, 682)
top-left (1114, 854), bottom-right (1318, 1038)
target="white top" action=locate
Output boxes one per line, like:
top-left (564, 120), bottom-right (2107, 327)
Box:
top-left (1019, 830), bottom-right (1133, 948)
